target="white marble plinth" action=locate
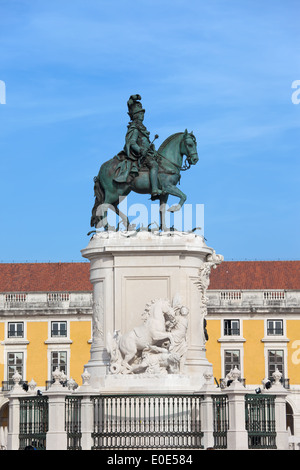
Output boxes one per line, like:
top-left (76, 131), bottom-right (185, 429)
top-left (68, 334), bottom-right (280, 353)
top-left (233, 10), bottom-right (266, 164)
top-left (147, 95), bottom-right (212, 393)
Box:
top-left (81, 230), bottom-right (223, 392)
top-left (100, 374), bottom-right (197, 393)
top-left (93, 371), bottom-right (215, 394)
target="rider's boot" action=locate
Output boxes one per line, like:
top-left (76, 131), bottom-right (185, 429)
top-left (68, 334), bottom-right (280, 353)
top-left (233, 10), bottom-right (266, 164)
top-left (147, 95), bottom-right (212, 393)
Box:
top-left (149, 167), bottom-right (162, 198)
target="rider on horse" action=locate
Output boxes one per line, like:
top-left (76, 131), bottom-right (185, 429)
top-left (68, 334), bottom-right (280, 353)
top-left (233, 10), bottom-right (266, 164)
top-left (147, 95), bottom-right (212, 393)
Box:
top-left (114, 94), bottom-right (163, 199)
top-left (90, 94), bottom-right (199, 230)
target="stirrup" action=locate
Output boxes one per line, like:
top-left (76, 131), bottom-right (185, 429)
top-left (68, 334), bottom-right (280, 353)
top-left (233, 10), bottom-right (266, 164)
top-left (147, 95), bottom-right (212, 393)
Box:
top-left (151, 188), bottom-right (162, 196)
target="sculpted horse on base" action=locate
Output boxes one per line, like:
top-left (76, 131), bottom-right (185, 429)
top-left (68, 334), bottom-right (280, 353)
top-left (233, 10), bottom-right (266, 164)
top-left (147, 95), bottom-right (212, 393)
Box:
top-left (90, 130), bottom-right (199, 231)
top-left (106, 299), bottom-right (176, 374)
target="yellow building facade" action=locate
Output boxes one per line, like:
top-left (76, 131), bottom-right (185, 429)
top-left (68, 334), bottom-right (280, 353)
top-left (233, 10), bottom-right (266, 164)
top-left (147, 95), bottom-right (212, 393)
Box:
top-left (0, 260), bottom-right (300, 449)
top-left (205, 316), bottom-right (300, 386)
top-left (0, 310), bottom-right (92, 390)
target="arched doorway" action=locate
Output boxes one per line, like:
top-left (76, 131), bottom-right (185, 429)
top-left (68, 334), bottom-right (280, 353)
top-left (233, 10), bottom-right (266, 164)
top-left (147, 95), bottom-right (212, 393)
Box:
top-left (0, 402), bottom-right (9, 450)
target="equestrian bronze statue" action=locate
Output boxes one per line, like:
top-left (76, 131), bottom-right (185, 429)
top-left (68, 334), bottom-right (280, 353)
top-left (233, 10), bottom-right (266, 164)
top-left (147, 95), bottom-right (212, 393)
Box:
top-left (91, 94), bottom-right (199, 231)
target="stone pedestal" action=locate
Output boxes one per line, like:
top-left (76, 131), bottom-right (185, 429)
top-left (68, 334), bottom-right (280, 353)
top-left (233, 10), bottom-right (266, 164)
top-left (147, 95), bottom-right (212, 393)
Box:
top-left (81, 230), bottom-right (223, 392)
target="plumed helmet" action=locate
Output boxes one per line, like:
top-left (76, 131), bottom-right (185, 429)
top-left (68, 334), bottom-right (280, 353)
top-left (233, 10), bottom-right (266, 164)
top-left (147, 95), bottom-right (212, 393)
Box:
top-left (127, 94), bottom-right (145, 119)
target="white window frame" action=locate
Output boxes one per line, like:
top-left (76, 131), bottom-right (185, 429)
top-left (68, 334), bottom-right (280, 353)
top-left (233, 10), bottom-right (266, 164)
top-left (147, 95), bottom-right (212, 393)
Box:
top-left (4, 345), bottom-right (27, 382)
top-left (219, 318), bottom-right (244, 342)
top-left (266, 319), bottom-right (284, 336)
top-left (50, 350), bottom-right (68, 376)
top-left (263, 344), bottom-right (288, 380)
top-left (7, 322), bottom-right (24, 339)
top-left (220, 344), bottom-right (244, 379)
top-left (51, 321), bottom-right (68, 338)
top-left (223, 319), bottom-right (241, 336)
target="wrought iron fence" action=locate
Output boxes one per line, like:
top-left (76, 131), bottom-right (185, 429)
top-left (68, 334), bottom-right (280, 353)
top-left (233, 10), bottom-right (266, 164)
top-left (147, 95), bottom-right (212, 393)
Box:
top-left (212, 395), bottom-right (228, 449)
top-left (19, 396), bottom-right (48, 450)
top-left (65, 396), bottom-right (82, 450)
top-left (245, 394), bottom-right (276, 449)
top-left (91, 394), bottom-right (203, 450)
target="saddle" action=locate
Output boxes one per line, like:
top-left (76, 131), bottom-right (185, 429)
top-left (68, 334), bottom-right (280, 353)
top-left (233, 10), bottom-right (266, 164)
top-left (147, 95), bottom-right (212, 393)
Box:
top-left (113, 151), bottom-right (153, 184)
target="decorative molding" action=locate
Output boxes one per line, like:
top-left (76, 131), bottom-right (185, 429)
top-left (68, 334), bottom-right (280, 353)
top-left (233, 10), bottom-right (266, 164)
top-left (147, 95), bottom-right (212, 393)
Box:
top-left (90, 230), bottom-right (206, 241)
top-left (92, 299), bottom-right (104, 341)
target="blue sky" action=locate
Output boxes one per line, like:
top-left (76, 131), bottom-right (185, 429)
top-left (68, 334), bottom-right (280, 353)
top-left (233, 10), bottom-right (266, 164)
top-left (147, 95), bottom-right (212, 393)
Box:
top-left (0, 0), bottom-right (299, 262)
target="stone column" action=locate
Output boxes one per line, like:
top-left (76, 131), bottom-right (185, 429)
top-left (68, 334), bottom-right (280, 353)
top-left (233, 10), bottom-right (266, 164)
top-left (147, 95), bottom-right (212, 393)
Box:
top-left (76, 369), bottom-right (94, 450)
top-left (45, 369), bottom-right (69, 450)
top-left (7, 396), bottom-right (21, 450)
top-left (267, 368), bottom-right (289, 450)
top-left (198, 370), bottom-right (216, 449)
top-left (6, 372), bottom-right (27, 450)
top-left (225, 368), bottom-right (249, 450)
top-left (79, 395), bottom-right (94, 450)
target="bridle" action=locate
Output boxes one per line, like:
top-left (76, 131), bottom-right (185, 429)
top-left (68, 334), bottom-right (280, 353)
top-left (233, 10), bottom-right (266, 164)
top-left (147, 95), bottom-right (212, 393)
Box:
top-left (157, 133), bottom-right (197, 173)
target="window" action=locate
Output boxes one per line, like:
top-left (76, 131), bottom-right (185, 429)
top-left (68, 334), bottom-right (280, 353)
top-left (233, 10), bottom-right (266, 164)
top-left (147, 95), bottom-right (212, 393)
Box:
top-left (51, 351), bottom-right (67, 375)
top-left (8, 322), bottom-right (24, 338)
top-left (268, 350), bottom-right (284, 378)
top-left (7, 352), bottom-right (23, 381)
top-left (224, 350), bottom-right (240, 376)
top-left (224, 319), bottom-right (240, 336)
top-left (51, 321), bottom-right (67, 337)
top-left (267, 320), bottom-right (283, 335)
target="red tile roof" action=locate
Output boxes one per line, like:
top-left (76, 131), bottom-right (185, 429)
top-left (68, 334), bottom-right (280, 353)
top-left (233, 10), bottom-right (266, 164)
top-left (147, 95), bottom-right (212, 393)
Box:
top-left (0, 263), bottom-right (92, 292)
top-left (0, 261), bottom-right (299, 293)
top-left (209, 261), bottom-right (300, 290)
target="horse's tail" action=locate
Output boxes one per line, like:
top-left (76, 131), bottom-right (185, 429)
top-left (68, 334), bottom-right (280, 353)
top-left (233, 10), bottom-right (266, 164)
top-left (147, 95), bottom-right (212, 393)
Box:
top-left (90, 175), bottom-right (105, 227)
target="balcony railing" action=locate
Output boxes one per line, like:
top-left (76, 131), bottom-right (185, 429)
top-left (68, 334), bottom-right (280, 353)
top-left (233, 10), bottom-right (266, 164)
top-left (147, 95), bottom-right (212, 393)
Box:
top-left (45, 379), bottom-right (68, 390)
top-left (269, 377), bottom-right (290, 389)
top-left (220, 291), bottom-right (242, 301)
top-left (5, 293), bottom-right (27, 303)
top-left (47, 293), bottom-right (70, 302)
top-left (2, 380), bottom-right (28, 392)
top-left (264, 291), bottom-right (285, 300)
top-left (208, 289), bottom-right (296, 308)
top-left (219, 378), bottom-right (246, 389)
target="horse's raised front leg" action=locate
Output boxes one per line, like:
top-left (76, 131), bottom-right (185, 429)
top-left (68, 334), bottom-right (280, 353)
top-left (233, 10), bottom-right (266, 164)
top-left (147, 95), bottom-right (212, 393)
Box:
top-left (164, 185), bottom-right (187, 213)
top-left (151, 330), bottom-right (174, 348)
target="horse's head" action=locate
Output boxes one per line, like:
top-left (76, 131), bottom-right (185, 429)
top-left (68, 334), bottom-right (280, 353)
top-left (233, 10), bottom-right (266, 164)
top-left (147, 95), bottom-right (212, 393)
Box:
top-left (181, 129), bottom-right (199, 167)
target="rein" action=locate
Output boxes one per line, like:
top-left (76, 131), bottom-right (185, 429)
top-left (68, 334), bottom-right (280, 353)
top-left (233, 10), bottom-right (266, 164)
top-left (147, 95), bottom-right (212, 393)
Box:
top-left (157, 152), bottom-right (191, 173)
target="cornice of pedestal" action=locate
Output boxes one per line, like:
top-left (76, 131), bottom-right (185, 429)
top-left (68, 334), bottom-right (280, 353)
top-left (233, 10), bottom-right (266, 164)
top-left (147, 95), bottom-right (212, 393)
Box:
top-left (82, 230), bottom-right (214, 258)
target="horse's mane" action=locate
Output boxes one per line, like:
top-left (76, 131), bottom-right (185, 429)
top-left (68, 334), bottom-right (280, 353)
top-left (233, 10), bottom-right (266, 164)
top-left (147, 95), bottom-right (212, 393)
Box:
top-left (141, 298), bottom-right (171, 323)
top-left (158, 132), bottom-right (183, 153)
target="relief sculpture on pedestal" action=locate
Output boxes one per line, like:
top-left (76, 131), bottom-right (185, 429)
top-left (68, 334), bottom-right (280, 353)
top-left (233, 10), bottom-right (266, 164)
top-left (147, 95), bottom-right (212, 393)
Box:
top-left (106, 296), bottom-right (189, 376)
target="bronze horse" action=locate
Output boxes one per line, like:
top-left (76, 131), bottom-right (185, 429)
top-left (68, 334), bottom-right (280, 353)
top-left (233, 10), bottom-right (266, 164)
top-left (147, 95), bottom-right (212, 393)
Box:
top-left (90, 130), bottom-right (199, 231)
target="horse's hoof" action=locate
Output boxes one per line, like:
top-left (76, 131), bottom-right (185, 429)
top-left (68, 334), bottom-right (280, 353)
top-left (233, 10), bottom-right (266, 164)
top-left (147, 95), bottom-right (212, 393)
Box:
top-left (168, 204), bottom-right (181, 212)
